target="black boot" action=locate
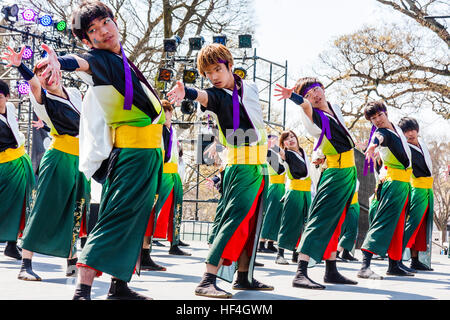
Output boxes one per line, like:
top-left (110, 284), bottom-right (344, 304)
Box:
top-left (342, 249), bottom-right (358, 261)
top-left (140, 248), bottom-right (166, 271)
top-left (324, 260), bottom-right (358, 285)
top-left (410, 257), bottom-right (433, 271)
top-left (357, 250), bottom-right (383, 280)
top-left (257, 240), bottom-right (272, 253)
top-left (336, 250), bottom-right (348, 262)
top-left (195, 273), bottom-right (232, 298)
top-left (80, 237), bottom-right (87, 249)
top-left (254, 261), bottom-right (265, 267)
top-left (107, 278), bottom-right (152, 300)
top-left (232, 271), bottom-right (274, 291)
top-left (386, 258), bottom-right (414, 276)
top-left (4, 241), bottom-right (22, 260)
top-left (178, 240), bottom-right (190, 247)
top-left (66, 257), bottom-right (78, 277)
top-left (275, 248), bottom-right (289, 265)
top-left (398, 260), bottom-right (417, 273)
top-left (18, 258), bottom-right (41, 281)
top-left (292, 250), bottom-right (299, 263)
top-left (169, 244), bottom-right (192, 256)
top-left (292, 260), bottom-right (325, 290)
top-left (266, 241), bottom-right (278, 253)
top-left (72, 283), bottom-right (91, 300)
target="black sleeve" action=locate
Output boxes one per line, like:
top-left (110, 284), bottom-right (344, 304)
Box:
top-left (267, 149), bottom-right (285, 175)
top-left (285, 150), bottom-right (308, 179)
top-left (77, 50), bottom-right (111, 85)
top-left (374, 129), bottom-right (389, 147)
top-left (201, 87), bottom-right (222, 114)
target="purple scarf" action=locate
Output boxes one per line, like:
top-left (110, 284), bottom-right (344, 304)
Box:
top-left (363, 125), bottom-right (377, 176)
top-left (314, 109), bottom-right (332, 151)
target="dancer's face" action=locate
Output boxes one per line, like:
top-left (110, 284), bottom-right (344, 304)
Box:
top-left (403, 129), bottom-right (419, 144)
top-left (83, 17), bottom-right (120, 53)
top-left (284, 132), bottom-right (299, 151)
top-left (369, 111), bottom-right (390, 129)
top-left (304, 86), bottom-right (326, 107)
top-left (35, 69), bottom-right (61, 92)
top-left (204, 63), bottom-right (234, 90)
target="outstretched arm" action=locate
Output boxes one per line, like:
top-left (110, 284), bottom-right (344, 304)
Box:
top-left (274, 83), bottom-right (313, 121)
top-left (167, 81), bottom-right (209, 108)
top-left (37, 44), bottom-right (90, 86)
top-left (2, 45), bottom-right (43, 103)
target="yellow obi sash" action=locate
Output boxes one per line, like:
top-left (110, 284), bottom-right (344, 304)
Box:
top-left (227, 144), bottom-right (267, 165)
top-left (114, 124), bottom-right (163, 149)
top-left (385, 167), bottom-right (412, 183)
top-left (269, 174), bottom-right (286, 184)
top-left (163, 162), bottom-right (178, 174)
top-left (326, 149), bottom-right (355, 169)
top-left (50, 135), bottom-right (79, 156)
top-left (351, 192), bottom-right (359, 205)
top-left (289, 179), bottom-right (311, 192)
top-left (0, 145), bottom-right (25, 163)
top-left (411, 176), bottom-right (433, 189)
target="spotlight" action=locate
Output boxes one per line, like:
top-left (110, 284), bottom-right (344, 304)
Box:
top-left (180, 99), bottom-right (197, 115)
top-left (233, 67), bottom-right (247, 79)
top-left (55, 20), bottom-right (67, 31)
top-left (157, 68), bottom-right (173, 82)
top-left (238, 34), bottom-right (252, 48)
top-left (213, 35), bottom-right (227, 46)
top-left (1, 4), bottom-right (19, 23)
top-left (183, 69), bottom-right (198, 84)
top-left (163, 35), bottom-right (181, 53)
top-left (18, 82), bottom-right (30, 95)
top-left (22, 8), bottom-right (36, 22)
top-left (22, 47), bottom-right (33, 60)
top-left (39, 15), bottom-right (53, 27)
top-left (189, 37), bottom-right (205, 51)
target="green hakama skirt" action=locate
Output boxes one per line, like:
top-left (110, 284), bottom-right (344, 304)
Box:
top-left (21, 148), bottom-right (90, 258)
top-left (260, 182), bottom-right (285, 241)
top-left (0, 154), bottom-right (35, 241)
top-left (277, 189), bottom-right (311, 251)
top-left (361, 179), bottom-right (410, 260)
top-left (338, 201), bottom-right (360, 252)
top-left (297, 166), bottom-right (357, 265)
top-left (208, 164), bottom-right (267, 283)
top-left (78, 148), bottom-right (162, 282)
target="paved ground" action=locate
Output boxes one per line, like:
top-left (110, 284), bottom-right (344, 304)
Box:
top-left (0, 241), bottom-right (448, 301)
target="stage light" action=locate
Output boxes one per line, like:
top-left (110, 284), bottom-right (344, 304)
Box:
top-left (158, 68), bottom-right (173, 82)
top-left (1, 4), bottom-right (19, 23)
top-left (233, 67), bottom-right (247, 79)
top-left (163, 35), bottom-right (181, 53)
top-left (22, 47), bottom-right (33, 60)
top-left (183, 69), bottom-right (198, 84)
top-left (213, 35), bottom-right (227, 46)
top-left (22, 8), bottom-right (36, 22)
top-left (189, 37), bottom-right (205, 51)
top-left (55, 20), bottom-right (67, 31)
top-left (180, 99), bottom-right (197, 115)
top-left (39, 15), bottom-right (53, 27)
top-left (18, 82), bottom-right (30, 95)
top-left (238, 34), bottom-right (252, 48)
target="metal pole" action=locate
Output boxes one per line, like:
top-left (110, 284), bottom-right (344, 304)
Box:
top-left (283, 59), bottom-right (288, 129)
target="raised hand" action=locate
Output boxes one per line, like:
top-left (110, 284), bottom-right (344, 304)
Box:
top-left (1, 46), bottom-right (25, 67)
top-left (167, 81), bottom-right (185, 105)
top-left (364, 144), bottom-right (377, 163)
top-left (274, 83), bottom-right (295, 101)
top-left (37, 44), bottom-right (61, 86)
top-left (32, 118), bottom-right (45, 129)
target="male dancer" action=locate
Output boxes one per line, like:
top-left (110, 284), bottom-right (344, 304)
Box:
top-left (398, 117), bottom-right (434, 271)
top-left (168, 43), bottom-right (273, 298)
top-left (359, 101), bottom-right (413, 279)
top-left (275, 77), bottom-right (358, 289)
top-left (38, 1), bottom-right (165, 299)
top-left (0, 80), bottom-right (35, 260)
top-left (3, 46), bottom-right (90, 280)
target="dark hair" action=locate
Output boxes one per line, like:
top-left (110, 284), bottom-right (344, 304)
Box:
top-left (71, 1), bottom-right (115, 42)
top-left (398, 117), bottom-right (419, 133)
top-left (364, 101), bottom-right (387, 120)
top-left (294, 77), bottom-right (324, 96)
top-left (0, 80), bottom-right (10, 97)
top-left (161, 99), bottom-right (173, 112)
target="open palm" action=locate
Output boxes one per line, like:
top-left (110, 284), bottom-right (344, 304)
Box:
top-left (167, 81), bottom-right (186, 105)
top-left (274, 84), bottom-right (295, 101)
top-left (1, 46), bottom-right (25, 67)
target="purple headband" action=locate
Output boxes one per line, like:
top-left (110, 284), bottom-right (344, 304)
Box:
top-left (300, 82), bottom-right (322, 97)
